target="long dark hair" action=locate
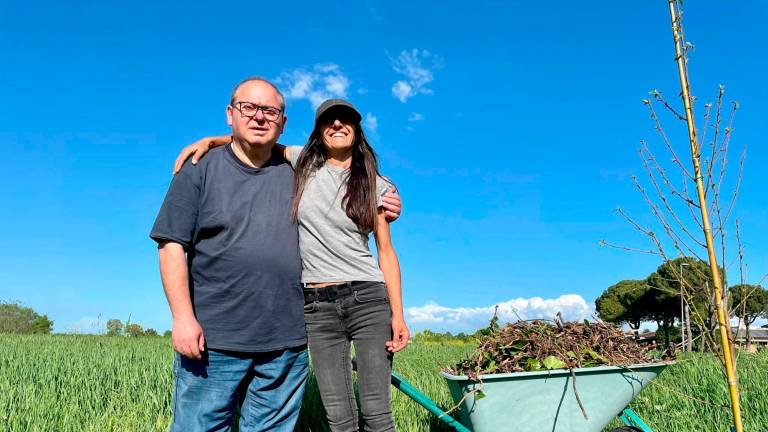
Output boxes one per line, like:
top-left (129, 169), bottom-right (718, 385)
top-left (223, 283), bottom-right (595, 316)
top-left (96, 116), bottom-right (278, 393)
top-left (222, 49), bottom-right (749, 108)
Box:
top-left (292, 121), bottom-right (381, 232)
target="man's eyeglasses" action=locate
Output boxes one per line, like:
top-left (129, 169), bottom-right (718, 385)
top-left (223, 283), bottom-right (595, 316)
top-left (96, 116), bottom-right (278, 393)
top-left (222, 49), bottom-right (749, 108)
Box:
top-left (231, 102), bottom-right (282, 122)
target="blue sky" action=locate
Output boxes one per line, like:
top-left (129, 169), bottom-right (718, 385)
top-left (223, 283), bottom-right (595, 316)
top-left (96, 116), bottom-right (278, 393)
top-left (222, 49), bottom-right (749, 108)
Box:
top-left (1, 1), bottom-right (765, 333)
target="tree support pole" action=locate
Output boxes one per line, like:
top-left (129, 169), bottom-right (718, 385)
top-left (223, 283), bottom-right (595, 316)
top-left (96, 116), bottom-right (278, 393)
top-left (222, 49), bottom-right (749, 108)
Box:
top-left (666, 1), bottom-right (744, 431)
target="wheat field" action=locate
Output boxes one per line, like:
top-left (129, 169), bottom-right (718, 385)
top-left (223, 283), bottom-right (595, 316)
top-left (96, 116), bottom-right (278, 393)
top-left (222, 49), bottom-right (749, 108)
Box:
top-left (1, 334), bottom-right (766, 431)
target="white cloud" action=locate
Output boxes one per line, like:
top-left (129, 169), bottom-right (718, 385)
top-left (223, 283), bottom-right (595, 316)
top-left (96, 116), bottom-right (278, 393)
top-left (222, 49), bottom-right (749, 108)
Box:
top-left (408, 112), bottom-right (424, 122)
top-left (324, 74), bottom-right (349, 97)
top-left (364, 113), bottom-right (378, 133)
top-left (392, 81), bottom-right (413, 103)
top-left (390, 49), bottom-right (441, 103)
top-left (406, 294), bottom-right (594, 333)
top-left (66, 316), bottom-right (105, 334)
top-left (277, 64), bottom-right (350, 108)
top-left (314, 63), bottom-right (339, 74)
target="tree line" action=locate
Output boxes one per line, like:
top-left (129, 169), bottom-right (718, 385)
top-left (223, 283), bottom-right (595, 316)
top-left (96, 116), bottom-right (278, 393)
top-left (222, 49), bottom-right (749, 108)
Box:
top-left (0, 301), bottom-right (53, 334)
top-left (105, 319), bottom-right (169, 337)
top-left (6, 269), bottom-right (766, 349)
top-left (595, 257), bottom-right (767, 350)
top-left (0, 301), bottom-right (167, 337)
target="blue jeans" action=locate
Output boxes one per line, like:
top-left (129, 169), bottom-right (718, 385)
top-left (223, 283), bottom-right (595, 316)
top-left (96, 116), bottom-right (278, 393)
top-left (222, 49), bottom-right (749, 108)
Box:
top-left (170, 346), bottom-right (308, 432)
top-left (304, 281), bottom-right (395, 432)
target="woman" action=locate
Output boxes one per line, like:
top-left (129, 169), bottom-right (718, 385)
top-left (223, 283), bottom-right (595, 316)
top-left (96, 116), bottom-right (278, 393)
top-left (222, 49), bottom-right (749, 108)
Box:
top-left (174, 99), bottom-right (409, 432)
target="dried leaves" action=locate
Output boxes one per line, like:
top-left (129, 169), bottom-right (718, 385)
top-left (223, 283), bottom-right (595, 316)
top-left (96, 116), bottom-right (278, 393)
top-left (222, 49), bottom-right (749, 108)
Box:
top-left (449, 319), bottom-right (669, 380)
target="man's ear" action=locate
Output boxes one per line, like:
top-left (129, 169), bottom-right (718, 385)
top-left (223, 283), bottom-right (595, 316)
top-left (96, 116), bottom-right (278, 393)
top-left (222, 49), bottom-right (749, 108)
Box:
top-left (280, 115), bottom-right (288, 134)
top-left (226, 106), bottom-right (233, 127)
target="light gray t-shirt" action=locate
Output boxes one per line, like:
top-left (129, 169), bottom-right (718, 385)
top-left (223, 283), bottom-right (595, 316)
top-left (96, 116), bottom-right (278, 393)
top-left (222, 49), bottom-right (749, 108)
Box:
top-left (287, 146), bottom-right (391, 283)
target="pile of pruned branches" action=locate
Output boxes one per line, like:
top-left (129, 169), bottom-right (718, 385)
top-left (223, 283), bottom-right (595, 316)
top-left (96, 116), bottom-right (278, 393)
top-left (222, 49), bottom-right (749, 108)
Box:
top-left (450, 315), bottom-right (670, 380)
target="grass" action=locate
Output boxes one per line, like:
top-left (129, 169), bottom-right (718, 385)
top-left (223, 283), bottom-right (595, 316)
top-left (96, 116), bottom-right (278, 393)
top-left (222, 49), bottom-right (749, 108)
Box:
top-left (1, 334), bottom-right (766, 431)
top-left (604, 350), bottom-right (768, 431)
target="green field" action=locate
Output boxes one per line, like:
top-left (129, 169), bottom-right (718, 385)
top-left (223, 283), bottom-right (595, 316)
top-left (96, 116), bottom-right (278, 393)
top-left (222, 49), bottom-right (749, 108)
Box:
top-left (1, 334), bottom-right (766, 431)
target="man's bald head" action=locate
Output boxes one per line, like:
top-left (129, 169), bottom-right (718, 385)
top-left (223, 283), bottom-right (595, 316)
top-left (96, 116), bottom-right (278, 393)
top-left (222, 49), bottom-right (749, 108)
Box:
top-left (226, 77), bottom-right (288, 149)
top-left (229, 77), bottom-right (285, 111)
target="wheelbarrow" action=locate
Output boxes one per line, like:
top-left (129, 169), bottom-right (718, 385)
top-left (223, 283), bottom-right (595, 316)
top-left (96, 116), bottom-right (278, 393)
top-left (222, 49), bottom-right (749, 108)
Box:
top-left (387, 362), bottom-right (674, 432)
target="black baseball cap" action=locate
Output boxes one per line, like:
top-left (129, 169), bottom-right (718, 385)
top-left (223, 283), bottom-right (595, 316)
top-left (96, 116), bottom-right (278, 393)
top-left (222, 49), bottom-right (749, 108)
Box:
top-left (314, 98), bottom-right (362, 124)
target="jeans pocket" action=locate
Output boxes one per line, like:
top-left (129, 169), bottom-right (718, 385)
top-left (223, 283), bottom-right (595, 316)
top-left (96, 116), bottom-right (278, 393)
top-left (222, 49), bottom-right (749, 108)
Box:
top-left (353, 282), bottom-right (389, 304)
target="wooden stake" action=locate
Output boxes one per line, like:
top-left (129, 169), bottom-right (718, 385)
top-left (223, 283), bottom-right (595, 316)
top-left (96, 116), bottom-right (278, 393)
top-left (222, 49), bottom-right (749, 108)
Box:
top-left (666, 1), bottom-right (744, 431)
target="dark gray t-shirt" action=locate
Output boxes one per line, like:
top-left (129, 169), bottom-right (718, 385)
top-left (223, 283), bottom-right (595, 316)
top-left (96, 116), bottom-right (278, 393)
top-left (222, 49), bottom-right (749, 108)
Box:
top-left (150, 144), bottom-right (305, 352)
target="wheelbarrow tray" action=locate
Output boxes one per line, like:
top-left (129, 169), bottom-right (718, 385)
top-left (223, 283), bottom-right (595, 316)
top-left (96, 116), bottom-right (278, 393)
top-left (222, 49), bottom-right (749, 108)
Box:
top-left (440, 362), bottom-right (672, 432)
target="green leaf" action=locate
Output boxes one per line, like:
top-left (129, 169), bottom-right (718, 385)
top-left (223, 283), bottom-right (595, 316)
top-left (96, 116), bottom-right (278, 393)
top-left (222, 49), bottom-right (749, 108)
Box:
top-left (647, 350), bottom-right (663, 360)
top-left (525, 358), bottom-right (542, 371)
top-left (542, 356), bottom-right (567, 370)
top-left (581, 348), bottom-right (607, 363)
top-left (475, 390), bottom-right (486, 400)
top-left (500, 340), bottom-right (527, 353)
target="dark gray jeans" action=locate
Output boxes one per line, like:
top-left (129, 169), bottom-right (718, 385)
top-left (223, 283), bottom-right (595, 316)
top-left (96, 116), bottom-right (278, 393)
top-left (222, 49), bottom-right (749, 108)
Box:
top-left (303, 281), bottom-right (395, 432)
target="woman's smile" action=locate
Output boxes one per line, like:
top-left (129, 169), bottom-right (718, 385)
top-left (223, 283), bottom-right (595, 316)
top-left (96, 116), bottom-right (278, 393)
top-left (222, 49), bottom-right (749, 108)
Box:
top-left (323, 120), bottom-right (355, 150)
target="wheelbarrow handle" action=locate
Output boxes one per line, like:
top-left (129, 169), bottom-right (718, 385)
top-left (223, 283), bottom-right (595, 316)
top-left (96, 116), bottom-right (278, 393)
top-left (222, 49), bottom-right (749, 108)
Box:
top-left (391, 371), bottom-right (472, 432)
top-left (619, 408), bottom-right (654, 432)
top-left (351, 357), bottom-right (472, 432)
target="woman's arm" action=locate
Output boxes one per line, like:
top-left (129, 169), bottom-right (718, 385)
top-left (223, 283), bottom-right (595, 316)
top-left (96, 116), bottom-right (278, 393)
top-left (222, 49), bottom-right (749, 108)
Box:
top-left (374, 210), bottom-right (410, 353)
top-left (173, 135), bottom-right (231, 174)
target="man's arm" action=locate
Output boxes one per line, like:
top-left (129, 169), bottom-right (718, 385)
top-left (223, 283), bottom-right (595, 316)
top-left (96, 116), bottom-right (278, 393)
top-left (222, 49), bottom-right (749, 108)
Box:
top-left (152, 162), bottom-right (204, 359)
top-left (376, 175), bottom-right (402, 222)
top-left (381, 188), bottom-right (402, 222)
top-left (158, 241), bottom-right (205, 360)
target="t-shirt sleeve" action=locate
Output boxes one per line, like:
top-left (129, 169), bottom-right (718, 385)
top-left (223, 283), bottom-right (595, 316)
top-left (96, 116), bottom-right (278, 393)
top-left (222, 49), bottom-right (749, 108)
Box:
top-left (285, 146), bottom-right (304, 169)
top-left (375, 175), bottom-right (394, 208)
top-left (149, 162), bottom-right (201, 248)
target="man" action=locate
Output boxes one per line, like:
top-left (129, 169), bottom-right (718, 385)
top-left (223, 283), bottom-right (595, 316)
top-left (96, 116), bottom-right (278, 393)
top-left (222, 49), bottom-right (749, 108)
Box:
top-left (151, 78), bottom-right (401, 431)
